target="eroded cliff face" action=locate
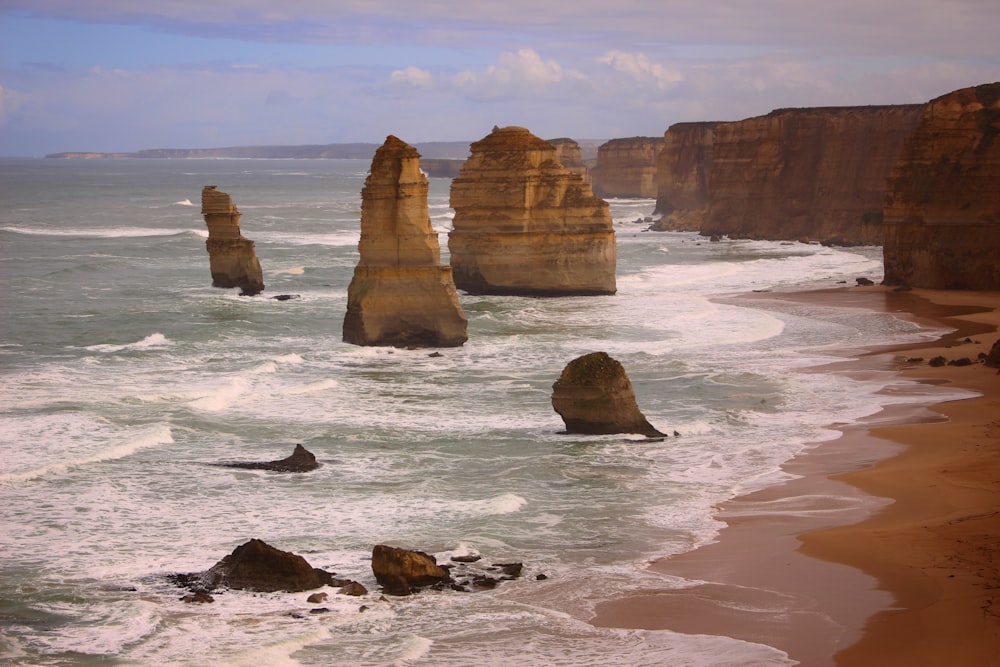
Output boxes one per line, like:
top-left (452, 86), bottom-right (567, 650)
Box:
top-left (883, 83), bottom-right (1000, 289)
top-left (448, 126), bottom-right (616, 296)
top-left (343, 135), bottom-right (468, 347)
top-left (201, 186), bottom-right (265, 296)
top-left (548, 137), bottom-right (590, 182)
top-left (590, 137), bottom-right (663, 198)
top-left (699, 105), bottom-right (924, 244)
top-left (651, 122), bottom-right (718, 231)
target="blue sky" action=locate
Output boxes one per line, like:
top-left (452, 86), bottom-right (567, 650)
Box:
top-left (1, 1), bottom-right (997, 156)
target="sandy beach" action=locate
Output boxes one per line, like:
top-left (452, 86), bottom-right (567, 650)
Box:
top-left (591, 286), bottom-right (1000, 666)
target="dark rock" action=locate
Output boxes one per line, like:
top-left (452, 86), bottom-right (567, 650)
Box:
top-left (948, 357), bottom-right (973, 366)
top-left (985, 340), bottom-right (1000, 368)
top-left (536, 574), bottom-right (549, 580)
top-left (192, 539), bottom-right (337, 592)
top-left (450, 554), bottom-right (482, 563)
top-left (492, 562), bottom-right (523, 578)
top-left (180, 591), bottom-right (214, 603)
top-left (218, 444), bottom-right (320, 472)
top-left (905, 357), bottom-right (924, 363)
top-left (856, 277), bottom-right (875, 286)
top-left (551, 352), bottom-right (666, 437)
top-left (338, 582), bottom-right (368, 596)
top-left (271, 294), bottom-right (301, 301)
top-left (929, 356), bottom-right (947, 367)
top-left (306, 592), bottom-right (328, 604)
top-left (309, 607), bottom-right (331, 614)
top-left (371, 545), bottom-right (451, 596)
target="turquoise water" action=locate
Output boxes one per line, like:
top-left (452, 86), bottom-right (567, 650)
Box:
top-left (0, 158), bottom-right (948, 666)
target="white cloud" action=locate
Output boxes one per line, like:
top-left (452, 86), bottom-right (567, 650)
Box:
top-left (598, 51), bottom-right (684, 91)
top-left (451, 49), bottom-right (585, 101)
top-left (389, 66), bottom-right (433, 88)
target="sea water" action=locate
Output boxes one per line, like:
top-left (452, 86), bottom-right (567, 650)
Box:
top-left (0, 158), bottom-right (963, 666)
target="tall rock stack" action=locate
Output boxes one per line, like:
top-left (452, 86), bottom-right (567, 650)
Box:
top-left (590, 137), bottom-right (663, 198)
top-left (701, 105), bottom-right (924, 245)
top-left (651, 122), bottom-right (719, 230)
top-left (548, 137), bottom-right (590, 182)
top-left (448, 126), bottom-right (617, 296)
top-left (201, 186), bottom-right (265, 296)
top-left (343, 135), bottom-right (468, 348)
top-left (882, 82), bottom-right (1000, 290)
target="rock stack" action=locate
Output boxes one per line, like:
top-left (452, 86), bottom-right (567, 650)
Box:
top-left (882, 82), bottom-right (1000, 290)
top-left (551, 352), bottom-right (665, 437)
top-left (448, 126), bottom-right (616, 296)
top-left (201, 186), bottom-right (265, 296)
top-left (590, 136), bottom-right (663, 198)
top-left (343, 135), bottom-right (468, 347)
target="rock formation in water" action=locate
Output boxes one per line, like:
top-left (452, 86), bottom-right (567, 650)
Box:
top-left (548, 137), bottom-right (590, 182)
top-left (448, 126), bottom-right (616, 296)
top-left (216, 444), bottom-right (320, 472)
top-left (590, 137), bottom-right (663, 198)
top-left (343, 136), bottom-right (468, 347)
top-left (179, 539), bottom-right (342, 593)
top-left (651, 122), bottom-right (720, 230)
top-left (699, 105), bottom-right (924, 245)
top-left (882, 83), bottom-right (1000, 290)
top-left (371, 545), bottom-right (451, 596)
top-left (201, 186), bottom-right (265, 295)
top-left (551, 352), bottom-right (665, 437)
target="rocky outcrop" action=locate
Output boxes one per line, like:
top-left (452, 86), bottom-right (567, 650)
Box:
top-left (548, 137), bottom-right (590, 182)
top-left (371, 545), bottom-right (451, 596)
top-left (699, 105), bottom-right (924, 244)
top-left (651, 122), bottom-right (719, 230)
top-left (181, 539), bottom-right (341, 593)
top-left (343, 136), bottom-right (468, 347)
top-left (551, 352), bottom-right (665, 437)
top-left (216, 444), bottom-right (319, 472)
top-left (448, 126), bottom-right (616, 296)
top-left (882, 83), bottom-right (1000, 289)
top-left (590, 137), bottom-right (663, 198)
top-left (201, 186), bottom-right (265, 295)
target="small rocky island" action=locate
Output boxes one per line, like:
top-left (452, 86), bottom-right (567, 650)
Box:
top-left (201, 186), bottom-right (265, 296)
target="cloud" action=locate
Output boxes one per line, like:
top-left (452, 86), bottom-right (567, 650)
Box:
top-left (451, 49), bottom-right (585, 101)
top-left (598, 51), bottom-right (684, 91)
top-left (389, 66), bottom-right (433, 88)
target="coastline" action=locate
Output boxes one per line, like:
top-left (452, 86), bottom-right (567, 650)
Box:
top-left (590, 286), bottom-right (1000, 666)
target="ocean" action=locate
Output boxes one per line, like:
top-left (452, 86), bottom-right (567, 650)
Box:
top-left (0, 157), bottom-right (960, 666)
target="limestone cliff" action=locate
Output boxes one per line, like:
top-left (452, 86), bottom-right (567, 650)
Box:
top-left (700, 105), bottom-right (924, 245)
top-left (448, 126), bottom-right (616, 296)
top-left (590, 137), bottom-right (663, 198)
top-left (343, 136), bottom-right (468, 347)
top-left (652, 122), bottom-right (719, 231)
top-left (883, 83), bottom-right (1000, 289)
top-left (201, 186), bottom-right (265, 296)
top-left (548, 137), bottom-right (590, 182)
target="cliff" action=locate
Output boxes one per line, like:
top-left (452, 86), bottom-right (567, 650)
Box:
top-left (700, 105), bottom-right (924, 245)
top-left (343, 136), bottom-right (468, 347)
top-left (548, 138), bottom-right (590, 182)
top-left (651, 122), bottom-right (719, 230)
top-left (590, 137), bottom-right (663, 198)
top-left (448, 126), bottom-right (616, 296)
top-left (201, 186), bottom-right (265, 296)
top-left (882, 83), bottom-right (1000, 289)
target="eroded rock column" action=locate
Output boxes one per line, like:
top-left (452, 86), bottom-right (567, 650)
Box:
top-left (201, 186), bottom-right (265, 296)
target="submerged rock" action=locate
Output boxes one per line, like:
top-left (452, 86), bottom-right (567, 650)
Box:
top-left (551, 352), bottom-right (665, 437)
top-left (217, 444), bottom-right (320, 472)
top-left (343, 135), bottom-right (468, 347)
top-left (201, 186), bottom-right (265, 296)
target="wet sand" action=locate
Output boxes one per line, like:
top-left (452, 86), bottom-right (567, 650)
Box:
top-left (590, 286), bottom-right (1000, 666)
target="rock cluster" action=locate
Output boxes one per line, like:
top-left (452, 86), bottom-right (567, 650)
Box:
top-left (343, 136), bottom-right (468, 347)
top-left (551, 352), bottom-right (665, 437)
top-left (882, 82), bottom-right (1000, 290)
top-left (201, 186), bottom-right (265, 295)
top-left (448, 126), bottom-right (617, 296)
top-left (590, 136), bottom-right (663, 198)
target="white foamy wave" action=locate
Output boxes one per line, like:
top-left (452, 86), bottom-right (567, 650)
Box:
top-left (468, 493), bottom-right (527, 515)
top-left (84, 333), bottom-right (171, 353)
top-left (392, 635), bottom-right (434, 665)
top-left (174, 198), bottom-right (195, 206)
top-left (0, 424), bottom-right (173, 482)
top-left (272, 266), bottom-right (306, 275)
top-left (1, 225), bottom-right (202, 238)
top-left (186, 377), bottom-right (251, 411)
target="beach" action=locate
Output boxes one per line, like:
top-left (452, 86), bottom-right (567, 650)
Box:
top-left (591, 285), bottom-right (1000, 666)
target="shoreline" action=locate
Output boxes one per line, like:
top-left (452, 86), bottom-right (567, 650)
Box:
top-left (590, 286), bottom-right (1000, 665)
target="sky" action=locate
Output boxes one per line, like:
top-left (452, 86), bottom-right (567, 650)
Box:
top-left (1, 1), bottom-right (998, 156)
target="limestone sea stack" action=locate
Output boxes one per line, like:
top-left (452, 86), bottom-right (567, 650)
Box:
top-left (590, 136), bottom-right (663, 198)
top-left (882, 82), bottom-right (1000, 290)
top-left (343, 136), bottom-right (468, 347)
top-left (201, 186), bottom-right (265, 295)
top-left (551, 352), bottom-right (665, 437)
top-left (448, 126), bottom-right (617, 296)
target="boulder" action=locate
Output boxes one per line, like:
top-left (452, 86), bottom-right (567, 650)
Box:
top-left (217, 444), bottom-right (320, 472)
top-left (198, 539), bottom-right (337, 592)
top-left (343, 135), bottom-right (468, 347)
top-left (448, 126), bottom-right (616, 296)
top-left (551, 352), bottom-right (665, 437)
top-left (882, 82), bottom-right (1000, 289)
top-left (371, 544), bottom-right (451, 596)
top-left (201, 186), bottom-right (265, 296)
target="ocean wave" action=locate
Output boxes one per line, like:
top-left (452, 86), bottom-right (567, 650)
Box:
top-left (1, 225), bottom-right (204, 238)
top-left (84, 333), bottom-right (171, 354)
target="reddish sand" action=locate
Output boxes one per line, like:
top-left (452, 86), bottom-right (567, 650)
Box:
top-left (590, 286), bottom-right (1000, 666)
